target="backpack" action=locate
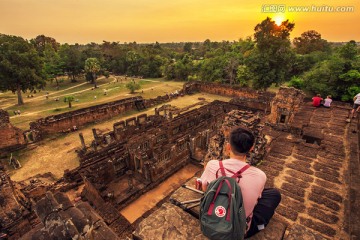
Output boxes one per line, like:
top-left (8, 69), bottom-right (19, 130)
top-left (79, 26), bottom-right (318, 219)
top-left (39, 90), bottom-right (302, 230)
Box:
top-left (200, 161), bottom-right (250, 240)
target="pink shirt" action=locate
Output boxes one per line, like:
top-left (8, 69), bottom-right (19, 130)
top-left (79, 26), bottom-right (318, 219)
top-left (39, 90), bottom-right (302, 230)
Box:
top-left (324, 98), bottom-right (332, 107)
top-left (200, 159), bottom-right (266, 230)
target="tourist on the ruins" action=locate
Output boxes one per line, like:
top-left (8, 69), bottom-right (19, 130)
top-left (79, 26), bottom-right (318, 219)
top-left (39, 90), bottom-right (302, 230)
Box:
top-left (200, 127), bottom-right (281, 238)
top-left (312, 94), bottom-right (323, 107)
top-left (323, 95), bottom-right (332, 108)
top-left (350, 92), bottom-right (360, 119)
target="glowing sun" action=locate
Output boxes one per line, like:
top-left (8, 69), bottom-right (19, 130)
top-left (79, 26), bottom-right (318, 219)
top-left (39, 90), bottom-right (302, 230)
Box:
top-left (274, 16), bottom-right (285, 26)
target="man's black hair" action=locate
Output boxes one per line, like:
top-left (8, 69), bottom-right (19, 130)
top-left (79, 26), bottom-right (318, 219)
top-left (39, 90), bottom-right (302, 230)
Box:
top-left (229, 127), bottom-right (255, 154)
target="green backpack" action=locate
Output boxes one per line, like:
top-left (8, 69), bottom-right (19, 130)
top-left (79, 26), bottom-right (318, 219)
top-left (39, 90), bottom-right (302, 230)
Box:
top-left (200, 163), bottom-right (249, 240)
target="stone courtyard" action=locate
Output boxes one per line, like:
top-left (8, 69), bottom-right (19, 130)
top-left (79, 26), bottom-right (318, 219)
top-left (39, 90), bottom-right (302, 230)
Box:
top-left (0, 82), bottom-right (359, 239)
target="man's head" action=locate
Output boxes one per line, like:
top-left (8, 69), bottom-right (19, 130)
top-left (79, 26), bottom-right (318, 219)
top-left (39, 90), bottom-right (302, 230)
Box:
top-left (229, 127), bottom-right (255, 155)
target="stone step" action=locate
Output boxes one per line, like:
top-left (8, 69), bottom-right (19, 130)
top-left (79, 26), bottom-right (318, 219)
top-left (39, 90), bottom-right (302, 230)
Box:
top-left (247, 217), bottom-right (287, 240)
top-left (284, 224), bottom-right (328, 240)
top-left (132, 202), bottom-right (207, 240)
top-left (132, 201), bottom-right (287, 240)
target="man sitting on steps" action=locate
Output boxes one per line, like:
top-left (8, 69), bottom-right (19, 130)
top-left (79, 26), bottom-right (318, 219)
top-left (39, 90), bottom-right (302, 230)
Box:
top-left (200, 127), bottom-right (281, 238)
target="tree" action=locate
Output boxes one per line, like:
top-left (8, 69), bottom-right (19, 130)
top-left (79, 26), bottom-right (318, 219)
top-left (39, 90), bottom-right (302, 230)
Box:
top-left (31, 35), bottom-right (60, 55)
top-left (183, 42), bottom-right (193, 53)
top-left (302, 56), bottom-right (353, 100)
top-left (288, 76), bottom-right (304, 89)
top-left (290, 51), bottom-right (329, 76)
top-left (247, 17), bottom-right (295, 90)
top-left (339, 40), bottom-right (358, 60)
top-left (85, 58), bottom-right (101, 88)
top-left (0, 34), bottom-right (45, 105)
top-left (64, 96), bottom-right (75, 108)
top-left (199, 56), bottom-right (225, 82)
top-left (163, 59), bottom-right (176, 80)
top-left (224, 56), bottom-right (239, 85)
top-left (43, 43), bottom-right (63, 86)
top-left (126, 81), bottom-right (141, 93)
top-left (126, 51), bottom-right (143, 76)
top-left (293, 30), bottom-right (330, 54)
top-left (59, 44), bottom-right (83, 82)
top-left (236, 65), bottom-right (252, 87)
top-left (339, 70), bottom-right (360, 101)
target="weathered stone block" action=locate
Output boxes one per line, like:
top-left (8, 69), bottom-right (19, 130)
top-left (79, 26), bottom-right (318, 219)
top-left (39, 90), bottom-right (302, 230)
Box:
top-left (133, 203), bottom-right (207, 240)
top-left (285, 224), bottom-right (328, 240)
top-left (299, 217), bottom-right (336, 237)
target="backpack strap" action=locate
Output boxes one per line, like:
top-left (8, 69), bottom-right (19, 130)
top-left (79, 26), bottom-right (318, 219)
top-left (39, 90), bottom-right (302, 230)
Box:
top-left (216, 160), bottom-right (227, 178)
top-left (232, 164), bottom-right (250, 178)
top-left (232, 164), bottom-right (250, 183)
top-left (216, 161), bottom-right (250, 181)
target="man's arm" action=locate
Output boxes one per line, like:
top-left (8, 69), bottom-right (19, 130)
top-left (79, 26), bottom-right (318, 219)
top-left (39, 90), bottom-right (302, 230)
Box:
top-left (200, 161), bottom-right (213, 192)
top-left (201, 181), bottom-right (208, 192)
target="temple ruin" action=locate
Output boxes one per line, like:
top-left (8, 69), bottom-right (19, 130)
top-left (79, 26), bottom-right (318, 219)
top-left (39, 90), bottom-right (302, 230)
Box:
top-left (0, 110), bottom-right (26, 152)
top-left (0, 82), bottom-right (359, 239)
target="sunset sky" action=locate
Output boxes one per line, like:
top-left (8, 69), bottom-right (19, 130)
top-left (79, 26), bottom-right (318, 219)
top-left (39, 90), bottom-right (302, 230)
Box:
top-left (0, 0), bottom-right (359, 44)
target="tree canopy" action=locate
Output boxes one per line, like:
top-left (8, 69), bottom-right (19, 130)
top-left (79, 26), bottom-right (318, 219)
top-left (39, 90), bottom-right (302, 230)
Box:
top-left (0, 34), bottom-right (45, 105)
top-left (293, 30), bottom-right (330, 54)
top-left (247, 17), bottom-right (295, 90)
top-left (0, 19), bottom-right (359, 103)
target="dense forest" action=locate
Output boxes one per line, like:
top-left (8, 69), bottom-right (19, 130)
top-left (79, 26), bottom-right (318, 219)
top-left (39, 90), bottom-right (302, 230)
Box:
top-left (0, 17), bottom-right (359, 105)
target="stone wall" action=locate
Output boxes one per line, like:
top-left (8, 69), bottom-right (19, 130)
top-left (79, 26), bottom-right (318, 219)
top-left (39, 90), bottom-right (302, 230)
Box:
top-left (183, 81), bottom-right (275, 111)
top-left (29, 96), bottom-right (143, 136)
top-left (0, 109), bottom-right (26, 151)
top-left (28, 92), bottom-right (186, 139)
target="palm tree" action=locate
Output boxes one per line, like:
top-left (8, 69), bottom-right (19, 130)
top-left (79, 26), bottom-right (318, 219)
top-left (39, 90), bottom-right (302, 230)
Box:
top-left (85, 58), bottom-right (101, 88)
top-left (64, 96), bottom-right (75, 108)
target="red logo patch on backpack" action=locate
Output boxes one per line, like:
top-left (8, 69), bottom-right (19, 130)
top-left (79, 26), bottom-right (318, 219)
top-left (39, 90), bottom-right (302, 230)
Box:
top-left (215, 206), bottom-right (226, 217)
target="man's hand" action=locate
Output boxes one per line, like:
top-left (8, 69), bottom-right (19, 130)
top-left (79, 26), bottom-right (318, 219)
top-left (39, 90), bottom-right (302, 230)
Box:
top-left (202, 181), bottom-right (208, 192)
